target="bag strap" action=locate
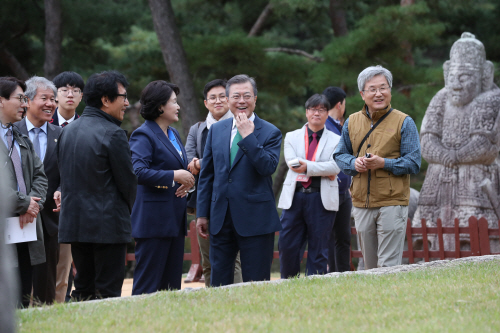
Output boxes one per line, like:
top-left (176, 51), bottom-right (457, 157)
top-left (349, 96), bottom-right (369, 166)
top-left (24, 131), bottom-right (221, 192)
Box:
top-left (356, 108), bottom-right (393, 157)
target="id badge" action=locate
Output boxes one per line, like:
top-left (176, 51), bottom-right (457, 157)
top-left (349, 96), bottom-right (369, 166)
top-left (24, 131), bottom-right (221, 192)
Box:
top-left (296, 174), bottom-right (309, 182)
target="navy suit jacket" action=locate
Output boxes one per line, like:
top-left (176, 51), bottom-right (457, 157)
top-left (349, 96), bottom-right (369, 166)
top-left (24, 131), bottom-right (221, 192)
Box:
top-left (129, 120), bottom-right (188, 238)
top-left (197, 113), bottom-right (282, 237)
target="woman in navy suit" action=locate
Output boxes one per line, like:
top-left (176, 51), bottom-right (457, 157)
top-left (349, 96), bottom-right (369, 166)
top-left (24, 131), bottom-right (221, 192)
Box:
top-left (129, 81), bottom-right (195, 294)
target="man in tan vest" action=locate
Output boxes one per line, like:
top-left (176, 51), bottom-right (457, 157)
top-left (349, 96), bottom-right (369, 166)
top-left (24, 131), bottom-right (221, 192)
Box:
top-left (333, 65), bottom-right (421, 269)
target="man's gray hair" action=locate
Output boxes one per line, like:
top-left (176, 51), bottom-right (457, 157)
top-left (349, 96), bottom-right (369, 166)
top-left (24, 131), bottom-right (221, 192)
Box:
top-left (226, 74), bottom-right (258, 96)
top-left (357, 65), bottom-right (393, 92)
top-left (25, 76), bottom-right (57, 100)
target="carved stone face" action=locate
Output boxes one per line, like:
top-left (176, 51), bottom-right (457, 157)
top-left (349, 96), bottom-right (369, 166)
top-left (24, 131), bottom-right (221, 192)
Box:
top-left (446, 66), bottom-right (481, 106)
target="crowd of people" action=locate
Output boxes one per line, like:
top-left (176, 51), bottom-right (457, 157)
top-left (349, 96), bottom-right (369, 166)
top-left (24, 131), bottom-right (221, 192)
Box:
top-left (0, 65), bottom-right (421, 307)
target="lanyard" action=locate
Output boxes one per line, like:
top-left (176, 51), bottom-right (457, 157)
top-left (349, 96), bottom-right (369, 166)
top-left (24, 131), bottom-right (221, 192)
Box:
top-left (304, 126), bottom-right (319, 162)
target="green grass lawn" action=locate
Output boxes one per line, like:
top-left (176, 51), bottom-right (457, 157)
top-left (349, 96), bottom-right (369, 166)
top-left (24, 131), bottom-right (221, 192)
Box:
top-left (19, 260), bottom-right (500, 332)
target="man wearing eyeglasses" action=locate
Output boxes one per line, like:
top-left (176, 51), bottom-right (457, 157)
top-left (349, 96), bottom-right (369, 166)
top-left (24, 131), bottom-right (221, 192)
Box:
top-left (50, 71), bottom-right (85, 303)
top-left (15, 76), bottom-right (61, 305)
top-left (196, 74), bottom-right (282, 286)
top-left (0, 77), bottom-right (48, 308)
top-left (57, 71), bottom-right (137, 300)
top-left (333, 65), bottom-right (421, 269)
top-left (278, 94), bottom-right (341, 278)
top-left (51, 71), bottom-right (85, 127)
top-left (185, 79), bottom-right (242, 286)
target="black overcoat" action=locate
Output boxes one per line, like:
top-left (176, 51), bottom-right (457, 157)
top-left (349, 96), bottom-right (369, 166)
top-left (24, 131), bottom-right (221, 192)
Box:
top-left (57, 106), bottom-right (137, 243)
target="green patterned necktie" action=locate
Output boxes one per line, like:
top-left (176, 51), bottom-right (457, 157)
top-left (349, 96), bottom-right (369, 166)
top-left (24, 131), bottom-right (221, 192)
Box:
top-left (230, 130), bottom-right (242, 165)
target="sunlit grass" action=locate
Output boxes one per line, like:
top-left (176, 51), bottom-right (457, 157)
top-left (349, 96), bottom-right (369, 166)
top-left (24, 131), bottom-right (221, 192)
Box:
top-left (18, 261), bottom-right (500, 332)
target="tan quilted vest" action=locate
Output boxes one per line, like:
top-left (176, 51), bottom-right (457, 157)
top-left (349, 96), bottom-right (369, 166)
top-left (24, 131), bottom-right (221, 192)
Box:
top-left (348, 105), bottom-right (410, 208)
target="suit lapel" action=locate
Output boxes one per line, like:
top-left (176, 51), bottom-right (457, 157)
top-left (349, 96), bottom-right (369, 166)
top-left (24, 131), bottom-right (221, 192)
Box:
top-left (222, 120), bottom-right (232, 170)
top-left (44, 124), bottom-right (57, 164)
top-left (196, 122), bottom-right (207, 158)
top-left (296, 125), bottom-right (307, 159)
top-left (18, 118), bottom-right (28, 136)
top-left (315, 127), bottom-right (328, 159)
top-left (173, 128), bottom-right (188, 168)
top-left (146, 120), bottom-right (184, 167)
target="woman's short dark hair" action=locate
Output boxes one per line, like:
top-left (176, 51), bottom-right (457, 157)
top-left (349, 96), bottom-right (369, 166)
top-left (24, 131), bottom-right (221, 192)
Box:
top-left (140, 80), bottom-right (180, 121)
top-left (0, 77), bottom-right (26, 99)
top-left (305, 94), bottom-right (330, 110)
top-left (53, 71), bottom-right (85, 90)
top-left (83, 71), bottom-right (129, 109)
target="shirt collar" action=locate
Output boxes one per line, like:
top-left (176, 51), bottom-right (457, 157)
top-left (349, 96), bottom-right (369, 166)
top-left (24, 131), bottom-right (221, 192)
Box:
top-left (57, 108), bottom-right (76, 125)
top-left (232, 112), bottom-right (255, 129)
top-left (307, 125), bottom-right (324, 138)
top-left (25, 117), bottom-right (47, 134)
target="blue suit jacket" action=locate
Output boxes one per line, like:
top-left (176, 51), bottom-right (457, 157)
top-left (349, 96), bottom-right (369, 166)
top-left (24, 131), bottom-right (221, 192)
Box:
top-left (129, 120), bottom-right (188, 238)
top-left (197, 114), bottom-right (282, 237)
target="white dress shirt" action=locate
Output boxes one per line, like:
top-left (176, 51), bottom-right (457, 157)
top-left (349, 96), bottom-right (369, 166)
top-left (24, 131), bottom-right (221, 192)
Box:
top-left (230, 112), bottom-right (255, 149)
top-left (57, 109), bottom-right (77, 126)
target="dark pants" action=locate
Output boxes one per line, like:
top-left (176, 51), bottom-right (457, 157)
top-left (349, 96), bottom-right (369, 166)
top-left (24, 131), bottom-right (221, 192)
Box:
top-left (328, 191), bottom-right (352, 273)
top-left (70, 242), bottom-right (126, 301)
top-left (16, 242), bottom-right (33, 308)
top-left (132, 236), bottom-right (185, 295)
top-left (279, 191), bottom-right (336, 278)
top-left (210, 208), bottom-right (275, 287)
top-left (32, 229), bottom-right (59, 305)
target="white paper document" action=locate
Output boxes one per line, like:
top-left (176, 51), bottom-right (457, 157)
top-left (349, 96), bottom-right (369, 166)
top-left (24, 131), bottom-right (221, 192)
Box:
top-left (5, 217), bottom-right (37, 244)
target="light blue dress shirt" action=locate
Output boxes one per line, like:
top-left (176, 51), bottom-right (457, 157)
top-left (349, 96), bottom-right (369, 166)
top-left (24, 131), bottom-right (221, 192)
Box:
top-left (1, 125), bottom-right (21, 161)
top-left (25, 117), bottom-right (48, 162)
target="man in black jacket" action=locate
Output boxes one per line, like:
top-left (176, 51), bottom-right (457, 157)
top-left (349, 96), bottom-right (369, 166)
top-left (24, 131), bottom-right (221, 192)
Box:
top-left (57, 71), bottom-right (137, 300)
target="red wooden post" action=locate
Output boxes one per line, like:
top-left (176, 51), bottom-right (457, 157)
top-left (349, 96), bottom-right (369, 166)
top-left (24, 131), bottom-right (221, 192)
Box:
top-left (436, 218), bottom-right (445, 260)
top-left (454, 218), bottom-right (461, 258)
top-left (468, 216), bottom-right (480, 256)
top-left (421, 218), bottom-right (430, 262)
top-left (184, 220), bottom-right (203, 283)
top-left (477, 217), bottom-right (491, 255)
top-left (406, 218), bottom-right (414, 264)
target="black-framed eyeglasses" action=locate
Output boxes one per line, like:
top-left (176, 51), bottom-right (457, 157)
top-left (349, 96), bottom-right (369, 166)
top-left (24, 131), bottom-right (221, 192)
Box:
top-left (116, 93), bottom-right (128, 100)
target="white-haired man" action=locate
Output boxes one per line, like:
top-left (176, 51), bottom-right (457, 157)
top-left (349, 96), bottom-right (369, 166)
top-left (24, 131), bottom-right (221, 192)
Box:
top-left (333, 65), bottom-right (421, 269)
top-left (16, 76), bottom-right (61, 305)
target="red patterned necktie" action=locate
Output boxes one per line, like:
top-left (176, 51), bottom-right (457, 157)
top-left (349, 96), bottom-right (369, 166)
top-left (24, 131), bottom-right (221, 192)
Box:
top-left (302, 132), bottom-right (317, 189)
top-left (61, 121), bottom-right (69, 127)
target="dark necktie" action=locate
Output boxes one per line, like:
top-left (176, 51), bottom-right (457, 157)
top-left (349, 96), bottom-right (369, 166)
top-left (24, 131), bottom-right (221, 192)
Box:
top-left (61, 121), bottom-right (69, 127)
top-left (32, 127), bottom-right (41, 160)
top-left (302, 132), bottom-right (318, 189)
top-left (6, 129), bottom-right (27, 194)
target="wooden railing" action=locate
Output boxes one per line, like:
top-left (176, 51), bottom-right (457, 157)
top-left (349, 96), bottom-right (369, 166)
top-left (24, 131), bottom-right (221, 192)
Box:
top-left (125, 217), bottom-right (500, 282)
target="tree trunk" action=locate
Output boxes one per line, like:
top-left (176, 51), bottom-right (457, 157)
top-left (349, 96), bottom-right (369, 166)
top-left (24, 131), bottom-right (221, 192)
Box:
top-left (248, 3), bottom-right (273, 37)
top-left (273, 159), bottom-right (289, 199)
top-left (0, 48), bottom-right (30, 80)
top-left (43, 0), bottom-right (62, 80)
top-left (329, 0), bottom-right (348, 37)
top-left (148, 0), bottom-right (202, 137)
top-left (400, 0), bottom-right (415, 67)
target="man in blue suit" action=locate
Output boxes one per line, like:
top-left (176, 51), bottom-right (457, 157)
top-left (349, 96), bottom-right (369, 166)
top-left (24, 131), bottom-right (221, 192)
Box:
top-left (196, 74), bottom-right (282, 286)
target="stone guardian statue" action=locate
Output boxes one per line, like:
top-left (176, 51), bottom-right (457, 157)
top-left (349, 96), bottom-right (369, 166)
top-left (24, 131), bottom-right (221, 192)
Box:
top-left (414, 32), bottom-right (500, 252)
